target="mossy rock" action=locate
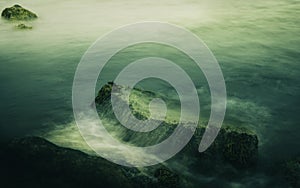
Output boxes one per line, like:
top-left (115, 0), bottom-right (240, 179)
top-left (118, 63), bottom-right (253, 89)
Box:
top-left (1, 4), bottom-right (38, 21)
top-left (96, 82), bottom-right (259, 169)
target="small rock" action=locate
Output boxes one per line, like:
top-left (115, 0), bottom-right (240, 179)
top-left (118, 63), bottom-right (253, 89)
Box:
top-left (1, 4), bottom-right (38, 21)
top-left (15, 23), bottom-right (32, 29)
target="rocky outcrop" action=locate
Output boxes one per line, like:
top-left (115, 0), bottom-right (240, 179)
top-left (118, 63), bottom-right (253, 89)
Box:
top-left (1, 4), bottom-right (38, 21)
top-left (0, 137), bottom-right (133, 188)
top-left (0, 137), bottom-right (180, 188)
top-left (95, 81), bottom-right (114, 104)
top-left (0, 82), bottom-right (270, 187)
top-left (96, 82), bottom-right (259, 168)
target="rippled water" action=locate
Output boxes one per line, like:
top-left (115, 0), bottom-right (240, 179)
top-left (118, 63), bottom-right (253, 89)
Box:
top-left (0, 0), bottom-right (299, 186)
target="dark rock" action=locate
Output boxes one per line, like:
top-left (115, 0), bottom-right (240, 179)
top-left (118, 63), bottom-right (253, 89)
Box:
top-left (0, 137), bottom-right (137, 188)
top-left (95, 81), bottom-right (114, 105)
top-left (0, 136), bottom-right (179, 188)
top-left (1, 4), bottom-right (38, 21)
top-left (15, 23), bottom-right (32, 29)
top-left (221, 129), bottom-right (258, 167)
top-left (186, 127), bottom-right (258, 170)
top-left (284, 158), bottom-right (300, 187)
top-left (154, 168), bottom-right (180, 188)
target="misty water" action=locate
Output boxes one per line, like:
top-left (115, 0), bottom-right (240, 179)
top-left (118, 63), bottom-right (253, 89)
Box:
top-left (0, 0), bottom-right (299, 187)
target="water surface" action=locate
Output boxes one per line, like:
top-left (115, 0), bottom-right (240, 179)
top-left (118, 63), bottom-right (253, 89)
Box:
top-left (0, 0), bottom-right (299, 187)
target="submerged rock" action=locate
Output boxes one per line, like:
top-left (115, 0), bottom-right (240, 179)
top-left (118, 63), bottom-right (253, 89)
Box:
top-left (15, 23), bottom-right (32, 29)
top-left (1, 4), bottom-right (38, 21)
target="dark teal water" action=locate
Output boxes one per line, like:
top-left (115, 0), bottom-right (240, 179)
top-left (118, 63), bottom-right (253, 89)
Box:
top-left (0, 0), bottom-right (299, 186)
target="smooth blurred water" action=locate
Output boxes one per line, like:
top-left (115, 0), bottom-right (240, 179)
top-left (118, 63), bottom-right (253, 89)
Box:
top-left (0, 0), bottom-right (299, 178)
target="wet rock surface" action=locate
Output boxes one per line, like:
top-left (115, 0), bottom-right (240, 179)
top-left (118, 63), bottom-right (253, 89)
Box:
top-left (96, 82), bottom-right (259, 168)
top-left (1, 4), bottom-right (38, 21)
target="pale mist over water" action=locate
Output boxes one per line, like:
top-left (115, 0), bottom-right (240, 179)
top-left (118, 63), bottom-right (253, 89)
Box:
top-left (0, 0), bottom-right (299, 187)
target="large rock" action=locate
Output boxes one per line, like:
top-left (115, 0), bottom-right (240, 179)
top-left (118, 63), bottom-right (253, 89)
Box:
top-left (0, 137), bottom-right (133, 188)
top-left (1, 4), bottom-right (38, 21)
top-left (96, 82), bottom-right (259, 168)
top-left (0, 137), bottom-right (180, 188)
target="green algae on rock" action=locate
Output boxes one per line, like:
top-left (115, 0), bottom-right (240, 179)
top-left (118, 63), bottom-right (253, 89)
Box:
top-left (95, 82), bottom-right (259, 168)
top-left (1, 4), bottom-right (38, 21)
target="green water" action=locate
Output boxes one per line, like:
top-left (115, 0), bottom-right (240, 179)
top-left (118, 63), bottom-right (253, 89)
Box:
top-left (0, 0), bottom-right (299, 187)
